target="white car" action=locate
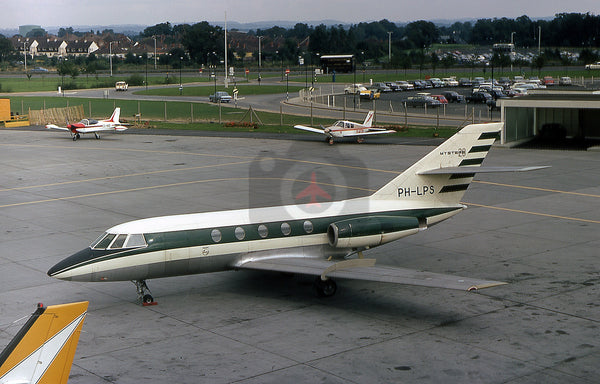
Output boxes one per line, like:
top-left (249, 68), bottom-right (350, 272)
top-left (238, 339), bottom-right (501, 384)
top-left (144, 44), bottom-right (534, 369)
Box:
top-left (344, 84), bottom-right (364, 94)
top-left (115, 81), bottom-right (128, 91)
top-left (442, 77), bottom-right (459, 87)
top-left (559, 76), bottom-right (572, 85)
top-left (585, 62), bottom-right (600, 70)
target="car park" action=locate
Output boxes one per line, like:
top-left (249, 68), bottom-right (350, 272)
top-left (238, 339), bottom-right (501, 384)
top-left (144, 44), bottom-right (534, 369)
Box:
top-left (441, 90), bottom-right (465, 103)
top-left (497, 77), bottom-right (511, 87)
top-left (209, 91), bottom-right (232, 103)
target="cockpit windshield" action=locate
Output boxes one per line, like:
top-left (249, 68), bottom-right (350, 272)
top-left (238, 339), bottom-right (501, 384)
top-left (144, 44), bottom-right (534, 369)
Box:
top-left (90, 232), bottom-right (147, 250)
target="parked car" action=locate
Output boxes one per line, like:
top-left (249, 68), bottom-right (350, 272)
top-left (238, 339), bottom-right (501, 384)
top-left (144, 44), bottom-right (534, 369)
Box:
top-left (458, 78), bottom-right (472, 87)
top-left (395, 81), bottom-right (414, 91)
top-left (543, 76), bottom-right (555, 86)
top-left (584, 61), bottom-right (600, 70)
top-left (209, 91), bottom-right (232, 103)
top-left (344, 84), bottom-right (363, 94)
top-left (373, 82), bottom-right (392, 92)
top-left (442, 77), bottom-right (459, 87)
top-left (385, 82), bottom-right (401, 92)
top-left (411, 80), bottom-right (427, 89)
top-left (431, 95), bottom-right (448, 104)
top-left (466, 91), bottom-right (493, 103)
top-left (441, 91), bottom-right (465, 103)
top-left (427, 78), bottom-right (444, 87)
top-left (360, 88), bottom-right (381, 99)
top-left (30, 67), bottom-right (49, 73)
top-left (405, 95), bottom-right (441, 108)
top-left (559, 76), bottom-right (572, 86)
top-left (498, 77), bottom-right (511, 87)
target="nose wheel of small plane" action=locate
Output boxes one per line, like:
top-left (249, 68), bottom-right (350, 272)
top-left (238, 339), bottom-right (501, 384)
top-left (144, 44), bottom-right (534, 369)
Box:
top-left (328, 138), bottom-right (334, 145)
top-left (357, 137), bottom-right (364, 144)
top-left (314, 277), bottom-right (337, 297)
top-left (133, 280), bottom-right (157, 306)
top-left (73, 133), bottom-right (80, 141)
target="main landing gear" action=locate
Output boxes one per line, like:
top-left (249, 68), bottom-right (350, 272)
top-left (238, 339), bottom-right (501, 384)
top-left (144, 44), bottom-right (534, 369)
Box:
top-left (94, 132), bottom-right (100, 139)
top-left (72, 133), bottom-right (81, 141)
top-left (133, 280), bottom-right (157, 306)
top-left (314, 277), bottom-right (337, 297)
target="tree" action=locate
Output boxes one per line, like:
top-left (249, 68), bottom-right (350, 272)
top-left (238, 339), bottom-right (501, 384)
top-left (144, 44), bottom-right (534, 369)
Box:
top-left (0, 34), bottom-right (13, 62)
top-left (405, 21), bottom-right (438, 49)
top-left (180, 22), bottom-right (223, 65)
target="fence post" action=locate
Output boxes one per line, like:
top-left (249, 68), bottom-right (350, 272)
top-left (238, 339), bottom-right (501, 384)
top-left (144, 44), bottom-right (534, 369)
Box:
top-left (280, 104), bottom-right (283, 126)
top-left (219, 100), bottom-right (222, 123)
top-left (164, 102), bottom-right (167, 121)
top-left (191, 103), bottom-right (194, 123)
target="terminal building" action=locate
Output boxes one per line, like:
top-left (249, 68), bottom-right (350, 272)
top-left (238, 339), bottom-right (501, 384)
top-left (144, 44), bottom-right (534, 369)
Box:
top-left (500, 90), bottom-right (600, 148)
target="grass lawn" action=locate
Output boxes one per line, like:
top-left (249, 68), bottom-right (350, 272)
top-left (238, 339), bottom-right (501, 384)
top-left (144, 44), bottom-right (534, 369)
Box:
top-left (8, 95), bottom-right (457, 138)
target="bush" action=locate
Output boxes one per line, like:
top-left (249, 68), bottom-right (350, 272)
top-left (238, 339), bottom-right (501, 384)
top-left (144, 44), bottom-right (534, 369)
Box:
top-left (127, 74), bottom-right (145, 86)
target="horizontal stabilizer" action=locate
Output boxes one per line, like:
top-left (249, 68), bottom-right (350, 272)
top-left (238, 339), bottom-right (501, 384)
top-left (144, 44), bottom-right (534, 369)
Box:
top-left (238, 257), bottom-right (506, 291)
top-left (418, 165), bottom-right (550, 175)
top-left (293, 125), bottom-right (325, 134)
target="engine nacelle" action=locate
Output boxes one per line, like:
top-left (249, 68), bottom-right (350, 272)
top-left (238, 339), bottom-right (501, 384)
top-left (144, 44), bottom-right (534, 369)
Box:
top-left (327, 215), bottom-right (420, 249)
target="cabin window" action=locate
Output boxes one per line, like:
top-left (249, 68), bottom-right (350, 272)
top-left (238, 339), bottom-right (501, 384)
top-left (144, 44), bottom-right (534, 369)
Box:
top-left (211, 229), bottom-right (222, 243)
top-left (257, 224), bottom-right (268, 238)
top-left (125, 234), bottom-right (146, 248)
top-left (109, 234), bottom-right (127, 249)
top-left (281, 222), bottom-right (291, 236)
top-left (235, 226), bottom-right (245, 240)
top-left (303, 220), bottom-right (313, 234)
top-left (93, 233), bottom-right (115, 250)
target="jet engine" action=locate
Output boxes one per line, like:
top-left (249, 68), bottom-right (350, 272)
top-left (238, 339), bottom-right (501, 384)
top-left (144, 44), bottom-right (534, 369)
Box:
top-left (327, 215), bottom-right (420, 249)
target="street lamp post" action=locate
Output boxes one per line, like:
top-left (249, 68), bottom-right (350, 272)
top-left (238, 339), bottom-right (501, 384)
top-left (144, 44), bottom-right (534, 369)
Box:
top-left (179, 57), bottom-right (183, 95)
top-left (23, 42), bottom-right (27, 72)
top-left (109, 41), bottom-right (115, 77)
top-left (152, 36), bottom-right (157, 70)
top-left (388, 31), bottom-right (392, 63)
top-left (258, 36), bottom-right (263, 79)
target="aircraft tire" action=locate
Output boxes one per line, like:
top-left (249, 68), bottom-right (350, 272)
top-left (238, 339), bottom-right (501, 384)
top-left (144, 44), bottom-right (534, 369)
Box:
top-left (143, 294), bottom-right (154, 304)
top-left (314, 277), bottom-right (337, 297)
top-left (328, 138), bottom-right (334, 145)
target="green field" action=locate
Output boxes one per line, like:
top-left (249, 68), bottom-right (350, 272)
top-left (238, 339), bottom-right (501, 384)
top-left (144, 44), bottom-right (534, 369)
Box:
top-left (7, 95), bottom-right (458, 138)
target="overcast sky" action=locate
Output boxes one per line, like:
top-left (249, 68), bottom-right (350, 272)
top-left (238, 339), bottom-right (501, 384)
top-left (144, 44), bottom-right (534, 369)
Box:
top-left (3, 0), bottom-right (600, 29)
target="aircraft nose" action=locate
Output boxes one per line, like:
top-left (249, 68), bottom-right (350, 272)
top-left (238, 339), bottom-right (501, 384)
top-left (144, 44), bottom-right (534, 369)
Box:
top-left (48, 247), bottom-right (94, 279)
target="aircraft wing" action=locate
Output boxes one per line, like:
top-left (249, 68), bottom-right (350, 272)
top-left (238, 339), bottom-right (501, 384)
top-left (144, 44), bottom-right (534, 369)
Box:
top-left (237, 257), bottom-right (506, 291)
top-left (45, 124), bottom-right (69, 131)
top-left (75, 126), bottom-right (128, 133)
top-left (293, 125), bottom-right (326, 134)
top-left (343, 129), bottom-right (396, 137)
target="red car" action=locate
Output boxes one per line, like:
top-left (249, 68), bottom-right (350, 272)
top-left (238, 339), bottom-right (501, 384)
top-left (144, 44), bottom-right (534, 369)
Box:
top-left (431, 95), bottom-right (448, 104)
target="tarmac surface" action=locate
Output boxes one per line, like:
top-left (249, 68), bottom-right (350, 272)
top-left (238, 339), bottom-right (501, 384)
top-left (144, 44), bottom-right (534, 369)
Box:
top-left (1, 128), bottom-right (599, 383)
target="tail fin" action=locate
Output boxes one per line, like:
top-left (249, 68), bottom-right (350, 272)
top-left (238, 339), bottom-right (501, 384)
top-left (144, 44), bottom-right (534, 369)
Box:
top-left (371, 123), bottom-right (502, 205)
top-left (362, 111), bottom-right (374, 127)
top-left (106, 107), bottom-right (120, 123)
top-left (0, 301), bottom-right (88, 384)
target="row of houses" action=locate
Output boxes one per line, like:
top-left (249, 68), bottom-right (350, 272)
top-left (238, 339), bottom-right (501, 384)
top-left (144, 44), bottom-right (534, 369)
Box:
top-left (10, 34), bottom-right (173, 59)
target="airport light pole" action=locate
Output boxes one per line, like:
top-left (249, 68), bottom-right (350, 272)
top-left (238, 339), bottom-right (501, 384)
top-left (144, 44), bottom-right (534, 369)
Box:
top-left (109, 41), bottom-right (115, 77)
top-left (258, 36), bottom-right (262, 79)
top-left (152, 36), bottom-right (157, 70)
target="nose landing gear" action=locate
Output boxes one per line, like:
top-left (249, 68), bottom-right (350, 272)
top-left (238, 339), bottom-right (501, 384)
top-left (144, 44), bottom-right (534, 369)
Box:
top-left (133, 280), bottom-right (157, 306)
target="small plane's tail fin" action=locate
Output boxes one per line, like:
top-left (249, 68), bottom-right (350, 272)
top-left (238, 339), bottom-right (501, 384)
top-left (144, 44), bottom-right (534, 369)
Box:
top-left (362, 111), bottom-right (374, 127)
top-left (371, 123), bottom-right (502, 205)
top-left (0, 301), bottom-right (89, 384)
top-left (106, 107), bottom-right (120, 123)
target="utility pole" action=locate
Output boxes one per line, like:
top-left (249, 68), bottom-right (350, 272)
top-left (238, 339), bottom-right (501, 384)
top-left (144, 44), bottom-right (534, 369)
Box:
top-left (224, 11), bottom-right (228, 87)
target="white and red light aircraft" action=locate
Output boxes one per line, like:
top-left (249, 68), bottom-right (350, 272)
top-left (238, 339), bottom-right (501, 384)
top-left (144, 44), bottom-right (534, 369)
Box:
top-left (46, 107), bottom-right (128, 141)
top-left (294, 111), bottom-right (396, 144)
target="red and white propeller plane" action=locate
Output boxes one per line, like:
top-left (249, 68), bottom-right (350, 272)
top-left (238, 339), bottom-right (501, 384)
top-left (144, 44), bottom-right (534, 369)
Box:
top-left (294, 111), bottom-right (396, 144)
top-left (46, 107), bottom-right (128, 141)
